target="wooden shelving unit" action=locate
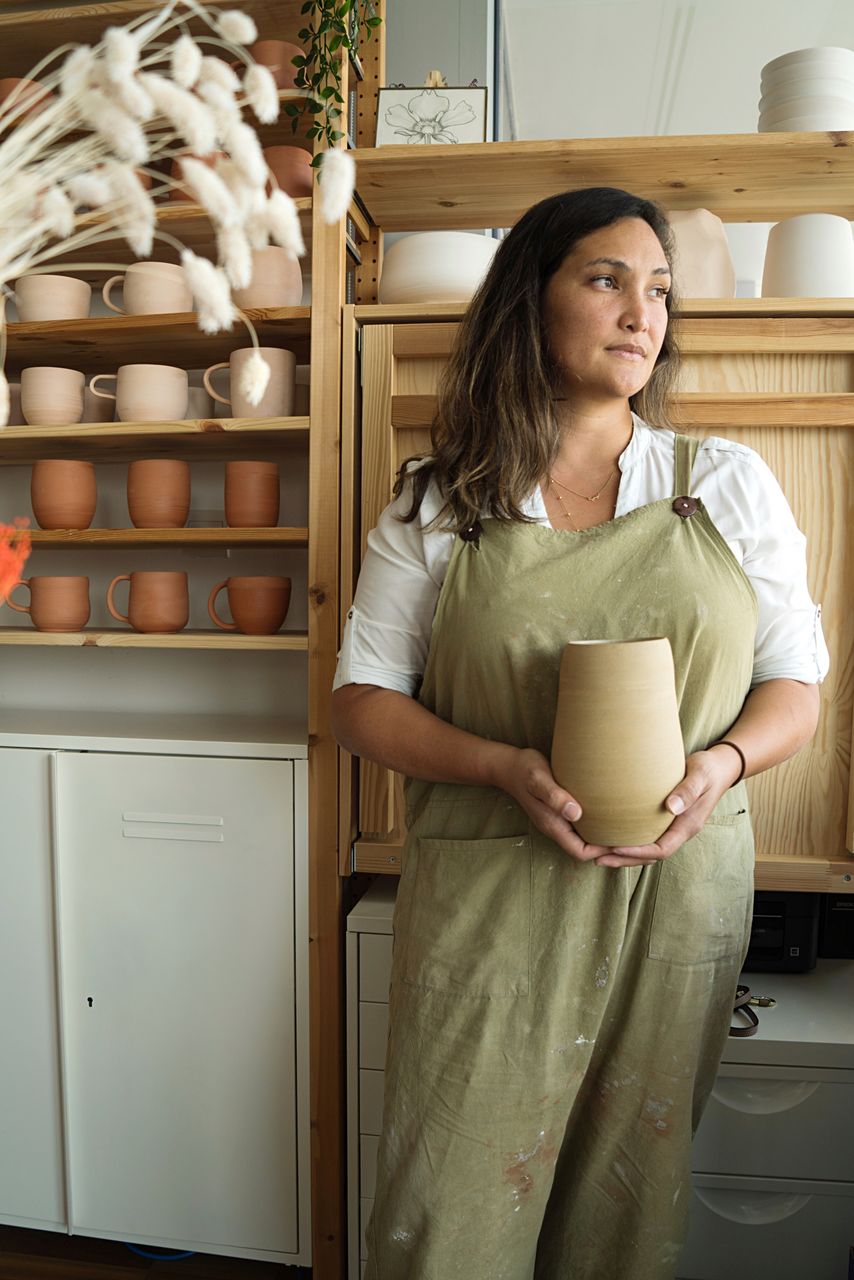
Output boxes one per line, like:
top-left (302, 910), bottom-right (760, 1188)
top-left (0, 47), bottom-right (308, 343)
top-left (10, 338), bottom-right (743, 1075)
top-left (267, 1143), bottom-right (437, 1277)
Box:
top-left (0, 627), bottom-right (309, 649)
top-left (0, 416), bottom-right (310, 462)
top-left (26, 527), bottom-right (308, 548)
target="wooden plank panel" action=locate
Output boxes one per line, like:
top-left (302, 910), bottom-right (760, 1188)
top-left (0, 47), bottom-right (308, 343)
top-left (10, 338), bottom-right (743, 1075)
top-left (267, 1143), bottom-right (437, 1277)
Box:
top-left (27, 527), bottom-right (308, 548)
top-left (0, 417), bottom-right (310, 465)
top-left (678, 318), bottom-right (854, 353)
top-left (354, 132), bottom-right (854, 230)
top-left (339, 306), bottom-right (360, 875)
top-left (359, 299), bottom-right (854, 323)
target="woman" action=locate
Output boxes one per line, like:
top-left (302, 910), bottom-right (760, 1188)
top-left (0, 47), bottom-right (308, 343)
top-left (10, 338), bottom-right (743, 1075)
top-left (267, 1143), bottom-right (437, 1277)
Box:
top-left (332, 187), bottom-right (828, 1280)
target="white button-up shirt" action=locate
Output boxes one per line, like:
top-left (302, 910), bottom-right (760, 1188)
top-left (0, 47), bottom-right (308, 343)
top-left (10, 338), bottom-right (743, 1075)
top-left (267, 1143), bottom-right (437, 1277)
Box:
top-left (334, 416), bottom-right (830, 696)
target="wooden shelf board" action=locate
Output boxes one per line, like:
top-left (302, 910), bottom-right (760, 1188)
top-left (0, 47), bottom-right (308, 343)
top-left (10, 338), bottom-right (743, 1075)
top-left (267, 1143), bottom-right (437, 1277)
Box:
top-left (0, 1), bottom-right (308, 80)
top-left (354, 132), bottom-right (854, 230)
top-left (4, 308), bottom-right (311, 374)
top-left (27, 527), bottom-right (308, 549)
top-left (355, 298), bottom-right (854, 324)
top-left (0, 416), bottom-right (310, 464)
top-left (0, 627), bottom-right (309, 650)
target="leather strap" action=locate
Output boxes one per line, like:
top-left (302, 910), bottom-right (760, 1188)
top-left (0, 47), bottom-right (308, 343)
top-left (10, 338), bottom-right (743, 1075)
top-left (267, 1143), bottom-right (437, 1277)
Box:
top-left (729, 983), bottom-right (760, 1037)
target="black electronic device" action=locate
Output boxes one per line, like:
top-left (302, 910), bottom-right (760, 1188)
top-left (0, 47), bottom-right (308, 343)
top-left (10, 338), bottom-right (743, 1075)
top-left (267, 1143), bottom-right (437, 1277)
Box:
top-left (742, 890), bottom-right (819, 973)
top-left (818, 892), bottom-right (854, 958)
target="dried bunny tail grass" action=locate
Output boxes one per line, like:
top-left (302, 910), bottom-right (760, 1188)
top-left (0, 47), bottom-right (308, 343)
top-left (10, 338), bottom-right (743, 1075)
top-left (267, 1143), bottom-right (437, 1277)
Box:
top-left (178, 156), bottom-right (240, 226)
top-left (319, 147), bottom-right (355, 224)
top-left (104, 160), bottom-right (156, 256)
top-left (243, 63), bottom-right (279, 125)
top-left (103, 25), bottom-right (141, 82)
top-left (66, 170), bottom-right (112, 208)
top-left (238, 347), bottom-right (271, 407)
top-left (171, 33), bottom-right (202, 88)
top-left (215, 10), bottom-right (257, 45)
top-left (107, 73), bottom-right (156, 122)
top-left (219, 117), bottom-right (268, 188)
top-left (199, 55), bottom-right (241, 94)
top-left (60, 45), bottom-right (98, 97)
top-left (266, 190), bottom-right (305, 258)
top-left (138, 71), bottom-right (216, 156)
top-left (39, 186), bottom-right (76, 239)
top-left (181, 248), bottom-right (235, 333)
top-left (76, 87), bottom-right (149, 165)
top-left (217, 224), bottom-right (253, 289)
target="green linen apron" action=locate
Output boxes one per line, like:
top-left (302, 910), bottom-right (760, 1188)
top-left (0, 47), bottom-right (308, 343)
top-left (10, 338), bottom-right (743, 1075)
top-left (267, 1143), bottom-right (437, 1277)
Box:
top-left (365, 434), bottom-right (759, 1280)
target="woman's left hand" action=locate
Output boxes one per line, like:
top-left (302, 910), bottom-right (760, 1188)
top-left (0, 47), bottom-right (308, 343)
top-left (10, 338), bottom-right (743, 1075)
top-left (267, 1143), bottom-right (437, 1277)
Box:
top-left (594, 745), bottom-right (743, 868)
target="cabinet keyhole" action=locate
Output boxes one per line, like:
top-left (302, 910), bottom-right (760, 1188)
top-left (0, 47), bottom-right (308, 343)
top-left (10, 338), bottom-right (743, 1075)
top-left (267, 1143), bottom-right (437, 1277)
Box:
top-left (87, 996), bottom-right (93, 1007)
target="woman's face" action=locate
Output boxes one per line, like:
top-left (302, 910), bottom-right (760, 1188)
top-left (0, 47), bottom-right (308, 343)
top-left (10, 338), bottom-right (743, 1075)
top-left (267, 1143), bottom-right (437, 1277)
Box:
top-left (542, 217), bottom-right (671, 405)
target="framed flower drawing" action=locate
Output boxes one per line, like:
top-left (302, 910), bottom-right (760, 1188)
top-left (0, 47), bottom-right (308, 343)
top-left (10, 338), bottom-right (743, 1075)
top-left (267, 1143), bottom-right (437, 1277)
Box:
top-left (375, 86), bottom-right (488, 146)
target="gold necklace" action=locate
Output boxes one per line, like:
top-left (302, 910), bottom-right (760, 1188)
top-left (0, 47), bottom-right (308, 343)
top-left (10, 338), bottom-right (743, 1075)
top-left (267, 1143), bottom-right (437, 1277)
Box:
top-left (548, 480), bottom-right (580, 531)
top-left (550, 468), bottom-right (616, 503)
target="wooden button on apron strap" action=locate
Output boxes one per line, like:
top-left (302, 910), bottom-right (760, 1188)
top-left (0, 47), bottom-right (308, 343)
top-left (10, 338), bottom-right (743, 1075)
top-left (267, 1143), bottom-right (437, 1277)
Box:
top-left (672, 495), bottom-right (698, 518)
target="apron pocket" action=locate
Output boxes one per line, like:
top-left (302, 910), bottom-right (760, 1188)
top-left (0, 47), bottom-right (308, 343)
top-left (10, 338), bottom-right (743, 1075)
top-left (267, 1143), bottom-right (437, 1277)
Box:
top-left (647, 811), bottom-right (754, 967)
top-left (401, 834), bottom-right (533, 997)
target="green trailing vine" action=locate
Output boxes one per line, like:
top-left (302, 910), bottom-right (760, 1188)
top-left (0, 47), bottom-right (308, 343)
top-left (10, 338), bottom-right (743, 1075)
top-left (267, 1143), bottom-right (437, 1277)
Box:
top-left (287, 0), bottom-right (382, 168)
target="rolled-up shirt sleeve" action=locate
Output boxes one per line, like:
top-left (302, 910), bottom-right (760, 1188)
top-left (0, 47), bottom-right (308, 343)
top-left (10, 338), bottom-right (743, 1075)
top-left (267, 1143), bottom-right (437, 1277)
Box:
top-left (333, 471), bottom-right (447, 695)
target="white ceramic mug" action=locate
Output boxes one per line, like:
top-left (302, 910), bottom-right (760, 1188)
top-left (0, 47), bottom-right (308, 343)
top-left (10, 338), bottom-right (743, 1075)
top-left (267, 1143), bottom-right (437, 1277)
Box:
top-left (89, 364), bottom-right (189, 422)
top-left (20, 366), bottom-right (85, 426)
top-left (11, 273), bottom-right (91, 322)
top-left (762, 214), bottom-right (854, 297)
top-left (203, 347), bottom-right (295, 418)
top-left (102, 262), bottom-right (192, 316)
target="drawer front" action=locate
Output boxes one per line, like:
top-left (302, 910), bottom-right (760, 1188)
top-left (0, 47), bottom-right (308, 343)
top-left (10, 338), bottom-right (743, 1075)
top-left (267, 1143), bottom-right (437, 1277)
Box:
top-left (359, 1002), bottom-right (389, 1071)
top-left (677, 1175), bottom-right (854, 1280)
top-left (360, 935), bottom-right (393, 1003)
top-left (360, 1135), bottom-right (379, 1200)
top-left (360, 1068), bottom-right (385, 1135)
top-left (693, 1071), bottom-right (854, 1181)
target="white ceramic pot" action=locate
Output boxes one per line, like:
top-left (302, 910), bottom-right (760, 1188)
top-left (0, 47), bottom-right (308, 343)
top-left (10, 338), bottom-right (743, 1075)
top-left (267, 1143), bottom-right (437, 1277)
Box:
top-left (761, 214), bottom-right (854, 297)
top-left (761, 47), bottom-right (854, 85)
top-left (759, 79), bottom-right (854, 112)
top-left (667, 209), bottom-right (736, 298)
top-left (378, 231), bottom-right (500, 304)
top-left (759, 97), bottom-right (854, 127)
top-left (759, 110), bottom-right (854, 132)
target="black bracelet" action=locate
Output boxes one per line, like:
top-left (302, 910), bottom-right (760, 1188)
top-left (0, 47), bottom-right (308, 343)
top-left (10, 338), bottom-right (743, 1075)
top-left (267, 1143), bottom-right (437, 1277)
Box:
top-left (715, 739), bottom-right (747, 785)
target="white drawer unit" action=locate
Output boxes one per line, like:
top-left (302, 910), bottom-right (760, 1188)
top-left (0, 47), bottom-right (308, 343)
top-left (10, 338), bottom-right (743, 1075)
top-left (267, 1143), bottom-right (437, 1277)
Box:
top-left (347, 879), bottom-right (397, 1280)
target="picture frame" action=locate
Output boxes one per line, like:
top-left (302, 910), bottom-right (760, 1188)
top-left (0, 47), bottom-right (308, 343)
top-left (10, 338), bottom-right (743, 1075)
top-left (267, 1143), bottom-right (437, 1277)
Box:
top-left (375, 85), bottom-right (488, 146)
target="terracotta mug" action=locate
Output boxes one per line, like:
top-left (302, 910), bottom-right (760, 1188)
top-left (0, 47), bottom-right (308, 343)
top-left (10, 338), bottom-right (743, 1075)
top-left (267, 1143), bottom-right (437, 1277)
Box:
top-left (20, 366), bottom-right (84, 427)
top-left (89, 364), bottom-right (188, 422)
top-left (208, 575), bottom-right (291, 635)
top-left (224, 460), bottom-right (279, 527)
top-left (232, 247), bottom-right (303, 309)
top-left (203, 347), bottom-right (295, 418)
top-left (550, 637), bottom-right (686, 847)
top-left (127, 459), bottom-right (191, 528)
top-left (31, 459), bottom-right (97, 530)
top-left (11, 274), bottom-right (91, 322)
top-left (5, 576), bottom-right (90, 632)
top-left (102, 262), bottom-right (192, 316)
top-left (107, 571), bottom-right (189, 633)
top-left (245, 39), bottom-right (303, 89)
top-left (263, 145), bottom-right (313, 198)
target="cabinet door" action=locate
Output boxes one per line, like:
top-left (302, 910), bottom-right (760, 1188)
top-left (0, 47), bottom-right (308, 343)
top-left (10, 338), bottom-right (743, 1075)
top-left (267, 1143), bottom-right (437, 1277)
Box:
top-left (55, 752), bottom-right (298, 1254)
top-left (0, 748), bottom-right (66, 1229)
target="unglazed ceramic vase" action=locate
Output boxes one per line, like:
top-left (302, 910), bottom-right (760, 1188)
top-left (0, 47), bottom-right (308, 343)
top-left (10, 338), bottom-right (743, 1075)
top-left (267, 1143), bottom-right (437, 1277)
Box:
top-left (89, 364), bottom-right (189, 422)
top-left (12, 274), bottom-right (91, 322)
top-left (203, 346), bottom-right (295, 418)
top-left (245, 40), bottom-right (303, 89)
top-left (20, 366), bottom-right (84, 426)
top-left (107, 571), bottom-right (189, 633)
top-left (102, 262), bottom-right (192, 315)
top-left (667, 210), bottom-right (736, 298)
top-left (263, 145), bottom-right (313, 197)
top-left (224, 460), bottom-right (279, 527)
top-left (378, 231), bottom-right (500, 304)
top-left (5, 575), bottom-right (90, 631)
top-left (762, 214), bottom-right (854, 297)
top-left (232, 247), bottom-right (303, 309)
top-left (208, 575), bottom-right (291, 634)
top-left (127, 459), bottom-right (191, 528)
top-left (550, 637), bottom-right (686, 847)
top-left (31, 459), bottom-right (97, 530)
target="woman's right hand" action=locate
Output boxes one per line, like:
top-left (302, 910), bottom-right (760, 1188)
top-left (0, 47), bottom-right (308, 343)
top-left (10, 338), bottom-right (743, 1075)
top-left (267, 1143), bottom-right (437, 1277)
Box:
top-left (489, 745), bottom-right (611, 863)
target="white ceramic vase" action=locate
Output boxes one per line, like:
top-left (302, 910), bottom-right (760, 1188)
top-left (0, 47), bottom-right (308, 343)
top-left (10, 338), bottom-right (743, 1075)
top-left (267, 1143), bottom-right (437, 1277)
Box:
top-left (761, 214), bottom-right (854, 297)
top-left (378, 231), bottom-right (500, 304)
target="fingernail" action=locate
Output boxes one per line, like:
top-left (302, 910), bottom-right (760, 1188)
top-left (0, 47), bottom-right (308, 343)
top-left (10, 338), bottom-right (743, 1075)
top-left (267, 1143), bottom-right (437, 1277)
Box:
top-left (562, 801), bottom-right (581, 821)
top-left (667, 795), bottom-right (685, 814)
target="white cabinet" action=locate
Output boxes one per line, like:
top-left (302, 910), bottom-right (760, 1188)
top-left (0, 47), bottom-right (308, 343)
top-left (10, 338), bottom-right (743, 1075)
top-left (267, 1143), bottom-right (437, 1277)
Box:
top-left (0, 717), bottom-right (310, 1266)
top-left (0, 749), bottom-right (65, 1231)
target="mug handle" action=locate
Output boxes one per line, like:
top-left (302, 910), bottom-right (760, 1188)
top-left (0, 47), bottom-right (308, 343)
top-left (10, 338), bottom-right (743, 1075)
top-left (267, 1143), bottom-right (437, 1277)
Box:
top-left (106, 574), bottom-right (130, 623)
top-left (202, 362), bottom-right (231, 407)
top-left (5, 578), bottom-right (31, 614)
top-left (89, 373), bottom-right (118, 402)
top-left (208, 580), bottom-right (237, 630)
top-left (101, 275), bottom-right (127, 315)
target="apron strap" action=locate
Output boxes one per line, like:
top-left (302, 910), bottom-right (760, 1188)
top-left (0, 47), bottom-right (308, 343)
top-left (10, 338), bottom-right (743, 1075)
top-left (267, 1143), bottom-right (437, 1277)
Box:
top-left (673, 433), bottom-right (700, 497)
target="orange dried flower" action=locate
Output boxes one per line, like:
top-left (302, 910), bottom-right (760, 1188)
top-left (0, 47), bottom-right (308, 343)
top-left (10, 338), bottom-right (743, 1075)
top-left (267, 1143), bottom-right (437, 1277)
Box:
top-left (0, 519), bottom-right (31, 604)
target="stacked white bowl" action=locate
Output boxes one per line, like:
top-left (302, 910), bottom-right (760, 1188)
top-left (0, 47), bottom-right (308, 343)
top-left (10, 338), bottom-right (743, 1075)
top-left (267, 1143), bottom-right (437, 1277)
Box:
top-left (758, 46), bottom-right (854, 131)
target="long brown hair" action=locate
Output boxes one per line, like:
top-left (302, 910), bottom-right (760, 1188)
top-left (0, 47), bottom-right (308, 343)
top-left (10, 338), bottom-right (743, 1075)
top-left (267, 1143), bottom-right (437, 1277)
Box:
top-left (393, 186), bottom-right (682, 533)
